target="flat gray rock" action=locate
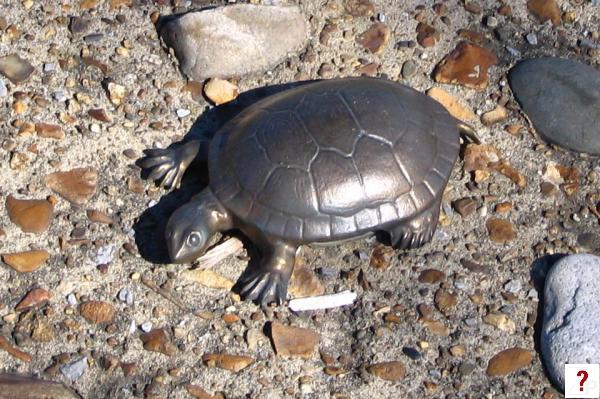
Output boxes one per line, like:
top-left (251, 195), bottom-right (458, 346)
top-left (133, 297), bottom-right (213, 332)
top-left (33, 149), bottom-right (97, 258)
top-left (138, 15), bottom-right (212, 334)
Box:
top-left (160, 5), bottom-right (308, 80)
top-left (541, 253), bottom-right (600, 390)
top-left (508, 57), bottom-right (600, 155)
top-left (0, 374), bottom-right (81, 399)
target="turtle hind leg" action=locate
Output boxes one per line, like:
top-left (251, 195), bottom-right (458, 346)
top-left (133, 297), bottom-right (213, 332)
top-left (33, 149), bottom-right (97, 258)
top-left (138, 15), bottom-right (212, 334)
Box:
top-left (388, 201), bottom-right (441, 250)
top-left (235, 241), bottom-right (297, 307)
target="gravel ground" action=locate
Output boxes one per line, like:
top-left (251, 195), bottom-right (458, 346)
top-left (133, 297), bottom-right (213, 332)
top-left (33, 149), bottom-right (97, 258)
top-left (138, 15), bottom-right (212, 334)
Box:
top-left (0, 0), bottom-right (599, 398)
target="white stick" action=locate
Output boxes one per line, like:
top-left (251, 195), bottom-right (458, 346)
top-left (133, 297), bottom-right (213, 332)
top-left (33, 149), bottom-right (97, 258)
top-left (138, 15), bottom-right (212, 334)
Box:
top-left (288, 290), bottom-right (357, 312)
top-left (194, 237), bottom-right (244, 269)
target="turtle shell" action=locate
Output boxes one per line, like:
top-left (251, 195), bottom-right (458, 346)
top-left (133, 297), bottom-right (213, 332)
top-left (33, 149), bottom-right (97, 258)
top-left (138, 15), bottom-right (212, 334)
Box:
top-left (208, 77), bottom-right (460, 243)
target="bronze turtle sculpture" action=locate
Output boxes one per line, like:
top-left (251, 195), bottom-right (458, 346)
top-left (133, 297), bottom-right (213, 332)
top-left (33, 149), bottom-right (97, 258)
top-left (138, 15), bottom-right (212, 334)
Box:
top-left (139, 77), bottom-right (477, 306)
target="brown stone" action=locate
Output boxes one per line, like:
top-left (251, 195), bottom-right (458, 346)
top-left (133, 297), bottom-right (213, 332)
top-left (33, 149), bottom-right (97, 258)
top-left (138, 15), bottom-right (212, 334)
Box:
top-left (31, 318), bottom-right (56, 342)
top-left (0, 337), bottom-right (32, 362)
top-left (140, 329), bottom-right (177, 356)
top-left (416, 23), bottom-right (440, 48)
top-left (34, 123), bottom-right (64, 139)
top-left (0, 54), bottom-right (35, 84)
top-left (494, 202), bottom-right (512, 213)
top-left (6, 195), bottom-right (53, 233)
top-left (463, 144), bottom-right (526, 187)
top-left (270, 321), bottom-right (319, 358)
top-left (457, 29), bottom-right (484, 43)
top-left (15, 288), bottom-right (51, 311)
top-left (505, 124), bottom-right (524, 136)
top-left (369, 245), bottom-right (393, 270)
top-left (80, 0), bottom-right (98, 10)
top-left (289, 260), bottom-right (325, 298)
top-left (427, 87), bottom-right (476, 122)
top-left (202, 353), bottom-right (254, 372)
top-left (486, 347), bottom-right (533, 376)
top-left (418, 269), bottom-right (446, 284)
top-left (486, 218), bottom-right (517, 243)
top-left (203, 78), bottom-right (239, 105)
top-left (2, 250), bottom-right (49, 272)
top-left (356, 62), bottom-right (379, 77)
top-left (481, 106), bottom-right (508, 126)
top-left (434, 289), bottom-right (457, 314)
top-left (421, 319), bottom-right (449, 336)
top-left (88, 109), bottom-right (112, 123)
top-left (344, 0), bottom-right (375, 17)
top-left (86, 209), bottom-right (114, 224)
top-left (527, 0), bottom-right (561, 26)
top-left (79, 301), bottom-right (115, 324)
top-left (44, 167), bottom-right (97, 205)
top-left (434, 42), bottom-right (497, 90)
top-left (182, 81), bottom-right (204, 102)
top-left (109, 0), bottom-right (132, 10)
top-left (498, 4), bottom-right (512, 16)
top-left (463, 0), bottom-right (482, 14)
top-left (186, 385), bottom-right (224, 399)
top-left (356, 23), bottom-right (390, 54)
top-left (452, 197), bottom-right (477, 217)
top-left (367, 361), bottom-right (406, 381)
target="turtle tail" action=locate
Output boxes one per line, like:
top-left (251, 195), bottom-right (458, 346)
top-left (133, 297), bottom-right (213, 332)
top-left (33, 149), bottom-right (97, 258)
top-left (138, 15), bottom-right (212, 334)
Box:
top-left (457, 122), bottom-right (480, 144)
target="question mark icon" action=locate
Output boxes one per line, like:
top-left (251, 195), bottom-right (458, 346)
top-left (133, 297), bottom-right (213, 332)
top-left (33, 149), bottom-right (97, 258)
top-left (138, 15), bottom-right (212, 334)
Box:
top-left (578, 370), bottom-right (589, 392)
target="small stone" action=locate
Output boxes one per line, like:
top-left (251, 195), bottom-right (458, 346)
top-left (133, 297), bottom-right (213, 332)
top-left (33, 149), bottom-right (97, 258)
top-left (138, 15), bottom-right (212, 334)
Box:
top-left (80, 301), bottom-right (115, 324)
top-left (421, 319), bottom-right (449, 336)
top-left (483, 312), bottom-right (516, 333)
top-left (401, 60), bottom-right (417, 79)
top-left (527, 0), bottom-right (561, 26)
top-left (495, 202), bottom-right (512, 213)
top-left (481, 106), bottom-right (508, 126)
top-left (449, 345), bottom-right (466, 357)
top-left (140, 329), bottom-right (177, 356)
top-left (44, 167), bottom-right (98, 205)
top-left (140, 321), bottom-right (153, 332)
top-left (202, 353), bottom-right (254, 372)
top-left (88, 108), bottom-right (112, 123)
top-left (486, 218), bottom-right (517, 243)
top-left (94, 245), bottom-right (115, 265)
top-left (60, 357), bottom-right (87, 382)
top-left (109, 0), bottom-right (132, 10)
top-left (416, 23), bottom-right (440, 48)
top-left (356, 23), bottom-right (390, 54)
top-left (270, 321), bottom-right (319, 358)
top-left (402, 347), bottom-right (422, 360)
top-left (204, 78), bottom-right (239, 105)
top-left (86, 209), bottom-right (114, 224)
top-left (15, 288), bottom-right (51, 311)
top-left (69, 16), bottom-right (90, 34)
top-left (0, 336), bottom-right (33, 362)
top-left (418, 269), bottom-right (446, 284)
top-left (35, 123), bottom-right (64, 139)
top-left (6, 195), bottom-right (53, 233)
top-left (2, 250), bottom-right (50, 272)
top-left (0, 79), bottom-right (7, 97)
top-left (176, 109), bottom-right (191, 118)
top-left (452, 198), bottom-right (477, 217)
top-left (367, 361), bottom-right (406, 381)
top-left (186, 385), bottom-right (223, 399)
top-left (182, 269), bottom-right (234, 289)
top-left (0, 54), bottom-right (35, 84)
top-left (160, 5), bottom-right (308, 80)
top-left (31, 318), bottom-right (56, 342)
top-left (526, 32), bottom-right (538, 45)
top-left (427, 87), bottom-right (476, 121)
top-left (106, 82), bottom-right (126, 106)
top-left (289, 261), bottom-right (325, 298)
top-left (434, 42), bottom-right (497, 90)
top-left (369, 245), bottom-right (392, 270)
top-left (434, 289), bottom-right (458, 314)
top-left (344, 0), bottom-right (374, 17)
top-left (486, 348), bottom-right (533, 376)
top-left (463, 1), bottom-right (482, 14)
top-left (542, 254), bottom-right (600, 389)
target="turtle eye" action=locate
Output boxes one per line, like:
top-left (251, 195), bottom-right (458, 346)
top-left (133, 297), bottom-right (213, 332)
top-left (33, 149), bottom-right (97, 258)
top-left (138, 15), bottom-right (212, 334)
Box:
top-left (187, 231), bottom-right (202, 247)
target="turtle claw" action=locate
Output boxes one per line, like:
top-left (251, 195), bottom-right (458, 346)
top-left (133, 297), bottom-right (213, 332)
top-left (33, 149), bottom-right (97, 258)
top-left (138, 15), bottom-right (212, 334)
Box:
top-left (137, 141), bottom-right (200, 190)
top-left (237, 268), bottom-right (290, 307)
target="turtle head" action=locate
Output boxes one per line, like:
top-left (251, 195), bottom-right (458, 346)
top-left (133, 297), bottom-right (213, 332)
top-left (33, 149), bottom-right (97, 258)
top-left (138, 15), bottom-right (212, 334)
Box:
top-left (165, 190), bottom-right (231, 264)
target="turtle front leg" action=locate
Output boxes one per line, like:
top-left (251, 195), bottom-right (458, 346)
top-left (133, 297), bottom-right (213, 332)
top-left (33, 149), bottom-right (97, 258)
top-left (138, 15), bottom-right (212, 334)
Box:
top-left (236, 242), bottom-right (297, 306)
top-left (137, 139), bottom-right (202, 190)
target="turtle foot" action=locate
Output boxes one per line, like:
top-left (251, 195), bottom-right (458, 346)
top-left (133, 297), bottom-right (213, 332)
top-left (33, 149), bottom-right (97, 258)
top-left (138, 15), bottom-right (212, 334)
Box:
top-left (236, 267), bottom-right (290, 307)
top-left (389, 202), bottom-right (440, 250)
top-left (137, 140), bottom-right (200, 190)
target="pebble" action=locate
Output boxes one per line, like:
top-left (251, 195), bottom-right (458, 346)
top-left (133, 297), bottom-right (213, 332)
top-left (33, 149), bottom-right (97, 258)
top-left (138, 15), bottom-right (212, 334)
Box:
top-left (95, 245), bottom-right (115, 265)
top-left (203, 78), bottom-right (239, 105)
top-left (118, 287), bottom-right (134, 305)
top-left (402, 347), bottom-right (422, 360)
top-left (176, 108), bottom-right (191, 118)
top-left (106, 82), bottom-right (126, 106)
top-left (53, 91), bottom-right (67, 102)
top-left (202, 353), bottom-right (254, 372)
top-left (541, 254), bottom-right (600, 389)
top-left (486, 218), bottom-right (517, 243)
top-left (0, 54), bottom-right (35, 84)
top-left (182, 269), bottom-right (234, 289)
top-left (15, 287), bottom-right (51, 311)
top-left (141, 321), bottom-right (153, 332)
top-left (141, 329), bottom-right (177, 356)
top-left (44, 168), bottom-right (98, 205)
top-left (401, 60), bottom-right (417, 79)
top-left (426, 87), bottom-right (476, 121)
top-left (367, 361), bottom-right (406, 381)
top-left (289, 261), bottom-right (325, 298)
top-left (526, 32), bottom-right (538, 45)
top-left (67, 293), bottom-right (77, 306)
top-left (344, 0), bottom-right (375, 17)
top-left (504, 280), bottom-right (522, 294)
top-left (416, 23), bottom-right (440, 48)
top-left (486, 348), bottom-right (533, 376)
top-left (509, 58), bottom-right (600, 155)
top-left (418, 269), bottom-right (446, 284)
top-left (356, 23), bottom-right (390, 54)
top-left (452, 198), bottom-right (477, 217)
top-left (80, 301), bottom-right (116, 324)
top-left (483, 312), bottom-right (516, 333)
top-left (88, 108), bottom-right (112, 123)
top-left (527, 0), bottom-right (561, 26)
top-left (6, 195), bottom-right (54, 233)
top-left (434, 42), bottom-right (497, 90)
top-left (60, 357), bottom-right (87, 382)
top-left (161, 5), bottom-right (308, 80)
top-left (35, 123), bottom-right (65, 139)
top-left (0, 336), bottom-right (32, 362)
top-left (43, 63), bottom-right (55, 73)
top-left (0, 79), bottom-right (7, 97)
top-left (270, 321), bottom-right (319, 358)
top-left (481, 106), bottom-right (508, 126)
top-left (87, 209), bottom-right (114, 224)
top-left (2, 250), bottom-right (50, 273)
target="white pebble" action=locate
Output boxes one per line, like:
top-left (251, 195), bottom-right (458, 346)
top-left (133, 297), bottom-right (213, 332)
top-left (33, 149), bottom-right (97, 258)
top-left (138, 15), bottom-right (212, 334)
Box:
top-left (526, 32), bottom-right (538, 45)
top-left (289, 290), bottom-right (357, 312)
top-left (176, 108), bottom-right (191, 118)
top-left (43, 63), bottom-right (55, 73)
top-left (0, 79), bottom-right (7, 97)
top-left (53, 91), bottom-right (67, 102)
top-left (140, 321), bottom-right (153, 332)
top-left (67, 293), bottom-right (78, 306)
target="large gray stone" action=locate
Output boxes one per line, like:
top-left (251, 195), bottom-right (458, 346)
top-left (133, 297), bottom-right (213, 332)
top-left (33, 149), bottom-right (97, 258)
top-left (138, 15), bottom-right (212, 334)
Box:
top-left (508, 57), bottom-right (600, 155)
top-left (541, 254), bottom-right (600, 390)
top-left (160, 5), bottom-right (308, 80)
top-left (0, 374), bottom-right (81, 399)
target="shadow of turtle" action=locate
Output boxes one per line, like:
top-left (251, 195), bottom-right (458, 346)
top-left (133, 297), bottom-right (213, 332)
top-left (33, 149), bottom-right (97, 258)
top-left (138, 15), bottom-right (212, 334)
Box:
top-left (132, 80), bottom-right (318, 265)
